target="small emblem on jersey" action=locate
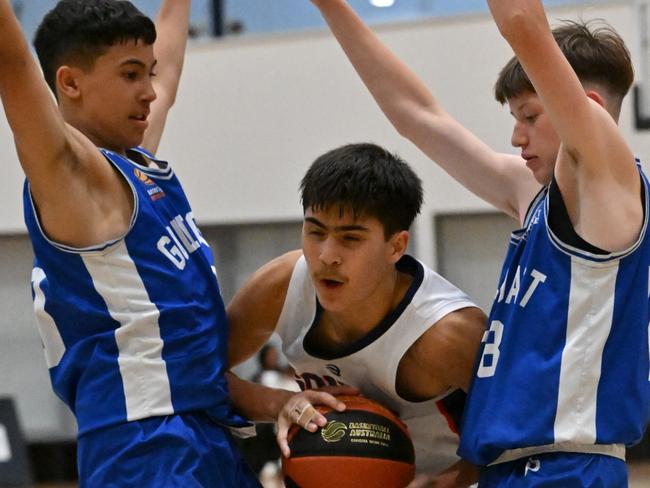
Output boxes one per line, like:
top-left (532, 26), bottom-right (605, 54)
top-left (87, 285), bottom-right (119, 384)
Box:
top-left (133, 168), bottom-right (154, 185)
top-left (147, 186), bottom-right (166, 201)
top-left (325, 364), bottom-right (341, 376)
top-left (134, 168), bottom-right (166, 201)
top-left (321, 421), bottom-right (348, 443)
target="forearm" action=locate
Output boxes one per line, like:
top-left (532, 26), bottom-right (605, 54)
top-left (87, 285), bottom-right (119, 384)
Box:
top-left (153, 0), bottom-right (191, 105)
top-left (227, 371), bottom-right (294, 422)
top-left (312, 0), bottom-right (442, 135)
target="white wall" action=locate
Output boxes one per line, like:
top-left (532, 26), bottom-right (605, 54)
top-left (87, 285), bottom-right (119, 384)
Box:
top-left (1, 1), bottom-right (648, 439)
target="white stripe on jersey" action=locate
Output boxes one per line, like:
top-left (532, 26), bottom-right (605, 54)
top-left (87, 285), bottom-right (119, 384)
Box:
top-left (32, 267), bottom-right (66, 369)
top-left (554, 258), bottom-right (618, 443)
top-left (82, 242), bottom-right (173, 421)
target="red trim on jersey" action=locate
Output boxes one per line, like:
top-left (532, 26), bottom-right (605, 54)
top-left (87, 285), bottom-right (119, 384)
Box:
top-left (436, 399), bottom-right (460, 435)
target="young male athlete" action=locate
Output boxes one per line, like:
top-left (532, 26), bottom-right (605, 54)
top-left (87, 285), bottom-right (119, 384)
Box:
top-left (227, 143), bottom-right (487, 487)
top-left (0, 1), bottom-right (260, 485)
top-left (311, 0), bottom-right (650, 484)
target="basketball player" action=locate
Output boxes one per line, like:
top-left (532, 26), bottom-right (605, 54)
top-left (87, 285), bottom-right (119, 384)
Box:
top-left (0, 1), bottom-right (260, 485)
top-left (227, 143), bottom-right (486, 487)
top-left (311, 0), bottom-right (650, 485)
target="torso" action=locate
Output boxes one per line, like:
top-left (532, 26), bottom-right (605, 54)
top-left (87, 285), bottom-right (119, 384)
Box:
top-left (23, 147), bottom-right (245, 435)
top-left (459, 163), bottom-right (650, 465)
top-left (275, 255), bottom-right (477, 474)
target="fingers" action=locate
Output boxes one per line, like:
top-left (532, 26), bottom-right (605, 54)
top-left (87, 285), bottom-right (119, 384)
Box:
top-left (277, 387), bottom-right (361, 458)
top-left (277, 421), bottom-right (291, 458)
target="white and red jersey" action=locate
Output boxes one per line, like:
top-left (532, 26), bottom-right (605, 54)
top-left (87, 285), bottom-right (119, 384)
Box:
top-left (276, 254), bottom-right (477, 474)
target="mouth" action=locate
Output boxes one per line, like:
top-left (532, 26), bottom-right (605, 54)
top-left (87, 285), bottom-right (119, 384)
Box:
top-left (318, 278), bottom-right (345, 290)
top-left (130, 113), bottom-right (149, 124)
top-left (522, 154), bottom-right (538, 166)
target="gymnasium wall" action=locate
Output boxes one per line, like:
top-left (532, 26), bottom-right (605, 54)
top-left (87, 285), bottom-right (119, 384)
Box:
top-left (0, 1), bottom-right (647, 439)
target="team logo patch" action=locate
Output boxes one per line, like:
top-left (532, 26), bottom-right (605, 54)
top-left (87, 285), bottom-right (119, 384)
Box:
top-left (133, 168), bottom-right (166, 201)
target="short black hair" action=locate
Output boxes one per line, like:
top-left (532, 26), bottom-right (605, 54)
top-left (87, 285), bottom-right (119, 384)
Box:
top-left (34, 0), bottom-right (156, 94)
top-left (300, 143), bottom-right (423, 238)
top-left (495, 20), bottom-right (633, 104)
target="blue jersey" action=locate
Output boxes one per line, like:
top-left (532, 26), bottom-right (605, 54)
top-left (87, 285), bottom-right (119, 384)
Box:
top-left (459, 164), bottom-right (650, 466)
top-left (24, 147), bottom-right (245, 436)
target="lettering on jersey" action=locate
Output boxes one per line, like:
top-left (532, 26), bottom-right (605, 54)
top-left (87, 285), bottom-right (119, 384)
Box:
top-left (133, 168), bottom-right (165, 201)
top-left (295, 372), bottom-right (344, 391)
top-left (496, 267), bottom-right (547, 308)
top-left (157, 212), bottom-right (207, 270)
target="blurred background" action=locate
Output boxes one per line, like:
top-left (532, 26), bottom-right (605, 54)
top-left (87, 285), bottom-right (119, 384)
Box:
top-left (1, 0), bottom-right (649, 486)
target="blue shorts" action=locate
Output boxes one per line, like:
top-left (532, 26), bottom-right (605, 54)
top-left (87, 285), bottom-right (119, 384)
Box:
top-left (78, 412), bottom-right (262, 487)
top-left (479, 452), bottom-right (628, 487)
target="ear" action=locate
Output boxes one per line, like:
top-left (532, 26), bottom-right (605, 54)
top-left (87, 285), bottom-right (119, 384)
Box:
top-left (585, 89), bottom-right (606, 109)
top-left (388, 230), bottom-right (409, 264)
top-left (56, 65), bottom-right (82, 100)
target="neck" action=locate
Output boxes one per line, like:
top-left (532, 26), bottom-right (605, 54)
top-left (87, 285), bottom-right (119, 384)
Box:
top-left (321, 267), bottom-right (411, 347)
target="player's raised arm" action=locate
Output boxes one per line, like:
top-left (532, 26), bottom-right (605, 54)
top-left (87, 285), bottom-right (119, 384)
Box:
top-left (310, 0), bottom-right (539, 221)
top-left (0, 1), bottom-right (113, 244)
top-left (0, 2), bottom-right (85, 183)
top-left (487, 0), bottom-right (641, 251)
top-left (141, 0), bottom-right (191, 154)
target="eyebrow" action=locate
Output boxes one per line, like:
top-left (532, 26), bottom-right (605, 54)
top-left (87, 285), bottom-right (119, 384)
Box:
top-left (304, 217), bottom-right (369, 232)
top-left (121, 59), bottom-right (158, 69)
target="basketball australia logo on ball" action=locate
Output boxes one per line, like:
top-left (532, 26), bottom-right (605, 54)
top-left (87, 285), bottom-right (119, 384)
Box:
top-left (282, 395), bottom-right (415, 488)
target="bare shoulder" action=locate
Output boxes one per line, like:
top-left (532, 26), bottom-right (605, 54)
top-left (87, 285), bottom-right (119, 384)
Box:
top-left (250, 250), bottom-right (303, 290)
top-left (227, 250), bottom-right (302, 322)
top-left (227, 250), bottom-right (302, 366)
top-left (397, 306), bottom-right (486, 398)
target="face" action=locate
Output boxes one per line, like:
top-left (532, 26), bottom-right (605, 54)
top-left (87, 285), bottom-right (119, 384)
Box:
top-left (508, 92), bottom-right (561, 185)
top-left (62, 39), bottom-right (157, 153)
top-left (302, 206), bottom-right (405, 315)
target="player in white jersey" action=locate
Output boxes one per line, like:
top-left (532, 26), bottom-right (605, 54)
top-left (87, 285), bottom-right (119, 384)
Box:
top-left (310, 0), bottom-right (647, 484)
top-left (227, 143), bottom-right (487, 487)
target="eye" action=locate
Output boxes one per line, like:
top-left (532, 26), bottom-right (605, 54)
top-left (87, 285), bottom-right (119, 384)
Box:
top-left (342, 235), bottom-right (361, 242)
top-left (124, 71), bottom-right (138, 80)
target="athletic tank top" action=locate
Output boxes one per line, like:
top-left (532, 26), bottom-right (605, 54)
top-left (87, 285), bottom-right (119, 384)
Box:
top-left (459, 163), bottom-right (650, 465)
top-left (23, 147), bottom-right (246, 435)
top-left (276, 254), bottom-right (477, 474)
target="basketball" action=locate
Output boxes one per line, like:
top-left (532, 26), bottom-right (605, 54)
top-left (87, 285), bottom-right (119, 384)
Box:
top-left (281, 395), bottom-right (415, 488)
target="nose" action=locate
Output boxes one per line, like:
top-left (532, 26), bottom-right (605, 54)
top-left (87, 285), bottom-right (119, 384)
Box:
top-left (319, 238), bottom-right (341, 266)
top-left (141, 78), bottom-right (157, 103)
top-left (511, 121), bottom-right (528, 148)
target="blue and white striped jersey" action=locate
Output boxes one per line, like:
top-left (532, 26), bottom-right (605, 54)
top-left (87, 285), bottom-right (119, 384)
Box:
top-left (459, 164), bottom-right (650, 466)
top-left (24, 147), bottom-right (244, 435)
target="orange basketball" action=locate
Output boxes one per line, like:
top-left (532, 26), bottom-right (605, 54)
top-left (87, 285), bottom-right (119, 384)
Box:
top-left (281, 395), bottom-right (415, 488)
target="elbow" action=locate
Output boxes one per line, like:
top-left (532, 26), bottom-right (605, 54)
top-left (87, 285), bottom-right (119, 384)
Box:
top-left (494, 9), bottom-right (545, 44)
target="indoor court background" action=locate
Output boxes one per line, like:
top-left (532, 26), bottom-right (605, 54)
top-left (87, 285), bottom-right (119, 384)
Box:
top-left (0, 0), bottom-right (649, 485)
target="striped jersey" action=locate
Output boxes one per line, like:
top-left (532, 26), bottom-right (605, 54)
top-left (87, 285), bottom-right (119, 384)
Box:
top-left (24, 147), bottom-right (245, 435)
top-left (459, 164), bottom-right (650, 465)
top-left (276, 254), bottom-right (477, 474)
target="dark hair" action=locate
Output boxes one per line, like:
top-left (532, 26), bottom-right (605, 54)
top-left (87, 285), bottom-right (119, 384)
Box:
top-left (34, 0), bottom-right (156, 94)
top-left (494, 20), bottom-right (634, 104)
top-left (300, 143), bottom-right (423, 238)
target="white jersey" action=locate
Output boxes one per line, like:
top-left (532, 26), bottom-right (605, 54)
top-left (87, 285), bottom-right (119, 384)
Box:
top-left (275, 254), bottom-right (477, 474)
